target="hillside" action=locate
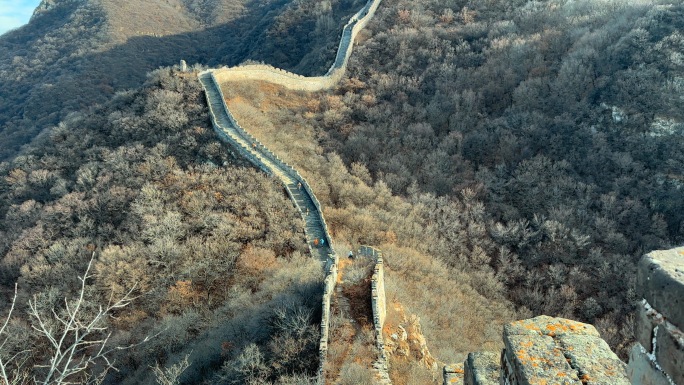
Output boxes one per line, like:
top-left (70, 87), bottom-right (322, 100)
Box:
top-left (0, 0), bottom-right (366, 160)
top-left (0, 67), bottom-right (328, 385)
top-left (316, 0), bottom-right (684, 358)
top-left (1, 0), bottom-right (684, 383)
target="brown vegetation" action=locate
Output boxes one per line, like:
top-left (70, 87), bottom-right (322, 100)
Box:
top-left (315, 0), bottom-right (684, 359)
top-left (221, 77), bottom-right (521, 377)
top-left (0, 0), bottom-right (362, 161)
top-left (0, 68), bottom-right (322, 384)
top-left (3, 0), bottom-right (683, 383)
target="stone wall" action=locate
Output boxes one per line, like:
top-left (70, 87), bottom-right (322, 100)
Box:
top-left (444, 248), bottom-right (684, 385)
top-left (201, 72), bottom-right (339, 384)
top-left (629, 247), bottom-right (684, 385)
top-left (445, 316), bottom-right (630, 385)
top-left (318, 255), bottom-right (338, 380)
top-left (209, 0), bottom-right (383, 92)
top-left (501, 316), bottom-right (629, 385)
top-left (464, 352), bottom-right (499, 385)
top-left (206, 71), bottom-right (336, 255)
top-left (359, 246), bottom-right (391, 384)
top-left (199, 0), bottom-right (382, 381)
top-left (444, 363), bottom-right (465, 385)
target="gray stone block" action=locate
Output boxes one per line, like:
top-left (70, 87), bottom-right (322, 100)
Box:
top-left (504, 333), bottom-right (580, 385)
top-left (464, 352), bottom-right (499, 385)
top-left (556, 334), bottom-right (629, 384)
top-left (638, 248), bottom-right (684, 328)
top-left (444, 363), bottom-right (464, 385)
top-left (503, 316), bottom-right (632, 385)
top-left (628, 343), bottom-right (673, 385)
top-left (504, 315), bottom-right (601, 338)
top-left (636, 301), bottom-right (658, 352)
top-left (654, 322), bottom-right (684, 385)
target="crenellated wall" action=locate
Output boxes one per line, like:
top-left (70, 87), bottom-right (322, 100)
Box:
top-left (204, 71), bottom-right (335, 254)
top-left (201, 69), bottom-right (339, 384)
top-left (629, 247), bottom-right (684, 385)
top-left (318, 255), bottom-right (338, 380)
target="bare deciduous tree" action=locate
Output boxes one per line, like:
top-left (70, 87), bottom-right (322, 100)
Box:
top-left (151, 354), bottom-right (190, 385)
top-left (0, 253), bottom-right (151, 385)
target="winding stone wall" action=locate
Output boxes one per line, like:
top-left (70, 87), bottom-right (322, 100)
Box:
top-left (201, 68), bottom-right (338, 385)
top-left (210, 0), bottom-right (382, 91)
top-left (198, 0), bottom-right (382, 382)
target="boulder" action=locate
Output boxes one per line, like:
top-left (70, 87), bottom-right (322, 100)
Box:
top-left (502, 316), bottom-right (629, 385)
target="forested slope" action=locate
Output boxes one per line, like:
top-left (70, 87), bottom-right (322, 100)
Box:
top-left (2, 0), bottom-right (682, 383)
top-left (0, 0), bottom-right (366, 160)
top-left (311, 0), bottom-right (684, 356)
top-left (0, 68), bottom-right (327, 385)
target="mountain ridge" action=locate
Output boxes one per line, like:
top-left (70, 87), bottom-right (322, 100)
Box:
top-left (0, 0), bottom-right (363, 161)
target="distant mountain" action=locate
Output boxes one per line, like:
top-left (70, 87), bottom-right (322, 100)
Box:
top-left (0, 0), bottom-right (365, 160)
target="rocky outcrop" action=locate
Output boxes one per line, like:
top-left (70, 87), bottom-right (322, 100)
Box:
top-left (385, 314), bottom-right (437, 369)
top-left (629, 247), bottom-right (684, 385)
top-left (32, 0), bottom-right (59, 17)
top-left (502, 316), bottom-right (629, 385)
top-left (445, 316), bottom-right (630, 385)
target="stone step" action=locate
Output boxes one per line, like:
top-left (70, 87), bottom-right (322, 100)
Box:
top-left (200, 72), bottom-right (336, 271)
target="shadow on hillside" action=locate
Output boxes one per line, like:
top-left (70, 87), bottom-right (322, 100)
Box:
top-left (0, 0), bottom-right (363, 160)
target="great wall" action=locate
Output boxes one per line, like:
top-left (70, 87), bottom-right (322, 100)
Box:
top-left (198, 0), bottom-right (383, 381)
top-left (195, 0), bottom-right (684, 383)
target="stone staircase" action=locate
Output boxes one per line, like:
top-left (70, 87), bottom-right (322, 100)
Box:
top-left (196, 2), bottom-right (385, 382)
top-left (199, 72), bottom-right (333, 264)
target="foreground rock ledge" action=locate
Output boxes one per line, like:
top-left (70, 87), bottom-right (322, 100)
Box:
top-left (501, 316), bottom-right (629, 385)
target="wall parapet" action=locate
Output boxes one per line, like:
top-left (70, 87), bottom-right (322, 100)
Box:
top-left (198, 0), bottom-right (382, 381)
top-left (629, 247), bottom-right (684, 385)
top-left (199, 72), bottom-right (338, 385)
top-left (318, 255), bottom-right (339, 381)
top-left (359, 246), bottom-right (391, 384)
top-left (445, 316), bottom-right (630, 385)
top-left (203, 0), bottom-right (382, 93)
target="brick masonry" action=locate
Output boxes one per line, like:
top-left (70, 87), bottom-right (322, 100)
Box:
top-left (630, 247), bottom-right (684, 385)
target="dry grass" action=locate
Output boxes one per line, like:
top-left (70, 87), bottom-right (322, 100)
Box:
top-left (219, 79), bottom-right (522, 381)
top-left (221, 80), bottom-right (326, 183)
